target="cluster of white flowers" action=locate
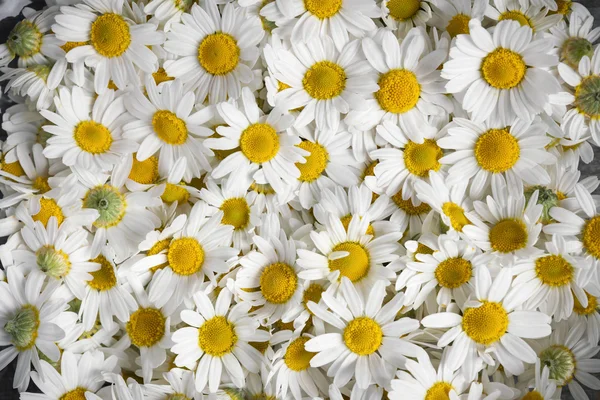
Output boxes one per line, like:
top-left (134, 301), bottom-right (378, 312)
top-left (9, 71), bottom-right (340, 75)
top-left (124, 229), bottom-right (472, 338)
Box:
top-left (0, 0), bottom-right (599, 399)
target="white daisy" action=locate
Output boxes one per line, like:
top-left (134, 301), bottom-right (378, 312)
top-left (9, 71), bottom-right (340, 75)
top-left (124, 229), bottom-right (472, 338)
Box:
top-left (549, 10), bottom-right (599, 70)
top-left (428, 0), bottom-right (487, 38)
top-left (381, 0), bottom-right (433, 37)
top-left (485, 0), bottom-right (562, 33)
top-left (0, 62), bottom-right (63, 111)
top-left (163, 0), bottom-right (264, 103)
top-left (144, 0), bottom-right (194, 31)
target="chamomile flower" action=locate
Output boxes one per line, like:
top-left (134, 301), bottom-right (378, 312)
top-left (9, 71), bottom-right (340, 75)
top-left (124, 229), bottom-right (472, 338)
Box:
top-left (163, 0), bottom-right (264, 103)
top-left (428, 0), bottom-right (487, 38)
top-left (381, 0), bottom-right (433, 37)
top-left (305, 278), bottom-right (424, 389)
top-left (297, 214), bottom-right (401, 293)
top-left (144, 0), bottom-right (194, 31)
top-left (41, 86), bottom-right (138, 172)
top-left (438, 117), bottom-right (555, 199)
top-left (422, 267), bottom-right (551, 376)
top-left (443, 20), bottom-right (560, 123)
top-left (0, 63), bottom-right (60, 111)
top-left (171, 288), bottom-right (269, 393)
top-left (52, 0), bottom-right (165, 93)
top-left (518, 359), bottom-right (560, 400)
top-left (549, 11), bottom-right (600, 70)
top-left (345, 29), bottom-right (451, 132)
top-left (485, 0), bottom-right (563, 33)
top-left (123, 78), bottom-right (214, 182)
top-left (267, 36), bottom-right (378, 131)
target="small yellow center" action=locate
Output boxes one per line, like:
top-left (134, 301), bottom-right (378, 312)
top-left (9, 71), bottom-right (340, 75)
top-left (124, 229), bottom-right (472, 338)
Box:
top-left (61, 41), bottom-right (88, 53)
top-left (240, 123), bottom-right (280, 164)
top-left (481, 48), bottom-right (527, 90)
top-left (403, 139), bottom-right (443, 177)
top-left (489, 219), bottom-right (528, 253)
top-left (153, 67), bottom-right (175, 85)
top-left (462, 301), bottom-right (509, 345)
top-left (340, 215), bottom-right (375, 236)
top-left (198, 33), bottom-right (240, 76)
top-left (435, 258), bottom-right (472, 289)
top-left (499, 10), bottom-right (533, 28)
top-left (302, 283), bottom-right (324, 313)
top-left (126, 307), bottom-right (166, 348)
top-left (32, 198), bottom-right (64, 227)
top-left (74, 121), bottom-right (113, 154)
top-left (284, 336), bottom-right (315, 371)
top-left (303, 61), bottom-right (346, 100)
top-left (414, 243), bottom-right (435, 260)
top-left (1, 160), bottom-right (25, 177)
top-left (296, 141), bottom-right (329, 182)
top-left (553, 0), bottom-right (572, 15)
top-left (442, 202), bottom-right (470, 232)
top-left (582, 215), bottom-right (600, 260)
top-left (198, 316), bottom-right (237, 356)
top-left (446, 14), bottom-right (471, 37)
top-left (573, 291), bottom-right (597, 316)
top-left (161, 183), bottom-right (190, 205)
top-left (221, 198), bottom-right (250, 230)
top-left (260, 263), bottom-right (298, 304)
top-left (87, 255), bottom-right (117, 291)
top-left (387, 0), bottom-right (421, 21)
top-left (32, 176), bottom-right (51, 193)
top-left (152, 110), bottom-right (188, 145)
top-left (425, 382), bottom-right (453, 400)
top-left (474, 128), bottom-right (520, 173)
top-left (60, 388), bottom-right (88, 400)
top-left (521, 391), bottom-right (544, 400)
top-left (392, 191), bottom-right (431, 216)
top-left (304, 0), bottom-right (342, 19)
top-left (535, 255), bottom-right (573, 287)
top-left (329, 242), bottom-right (370, 282)
top-left (148, 239), bottom-right (171, 272)
top-left (343, 317), bottom-right (383, 355)
top-left (376, 69), bottom-right (421, 114)
top-left (167, 237), bottom-right (204, 276)
top-left (129, 154), bottom-right (159, 184)
top-left (90, 13), bottom-right (131, 58)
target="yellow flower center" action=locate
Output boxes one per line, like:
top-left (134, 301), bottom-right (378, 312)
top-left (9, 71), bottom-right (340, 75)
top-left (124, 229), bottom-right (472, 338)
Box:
top-left (129, 154), bottom-right (159, 184)
top-left (220, 198), bottom-right (250, 230)
top-left (387, 0), bottom-right (421, 21)
top-left (403, 139), bottom-right (443, 177)
top-left (442, 202), bottom-right (470, 232)
top-left (1, 159), bottom-right (25, 176)
top-left (87, 255), bottom-right (117, 291)
top-left (161, 183), bottom-right (190, 205)
top-left (240, 123), bottom-right (280, 164)
top-left (376, 69), bottom-right (421, 114)
top-left (167, 237), bottom-right (204, 276)
top-left (304, 0), bottom-right (342, 19)
top-left (573, 291), bottom-right (597, 316)
top-left (446, 14), bottom-right (471, 37)
top-left (296, 141), bottom-right (329, 182)
top-left (303, 61), bottom-right (346, 100)
top-left (481, 48), bottom-right (527, 90)
top-left (32, 198), bottom-right (64, 227)
top-left (329, 242), bottom-right (370, 282)
top-left (462, 301), bottom-right (509, 345)
top-left (489, 219), bottom-right (528, 253)
top-left (152, 110), bottom-right (188, 145)
top-left (74, 121), bottom-right (113, 154)
top-left (251, 182), bottom-right (276, 195)
top-left (498, 10), bottom-right (533, 28)
top-left (197, 33), bottom-right (240, 76)
top-left (90, 13), bottom-right (131, 58)
top-left (32, 176), bottom-right (50, 193)
top-left (126, 307), bottom-right (166, 348)
top-left (340, 215), bottom-right (375, 236)
top-left (284, 337), bottom-right (315, 372)
top-left (343, 317), bottom-right (383, 355)
top-left (392, 191), bottom-right (431, 216)
top-left (302, 283), bottom-right (324, 313)
top-left (553, 0), bottom-right (571, 15)
top-left (582, 215), bottom-right (600, 260)
top-left (260, 263), bottom-right (298, 304)
top-left (474, 128), bottom-right (520, 173)
top-left (435, 258), bottom-right (472, 289)
top-left (414, 243), bottom-right (435, 260)
top-left (153, 67), bottom-right (175, 85)
top-left (61, 41), bottom-right (88, 53)
top-left (60, 388), bottom-right (88, 400)
top-left (148, 239), bottom-right (171, 272)
top-left (521, 391), bottom-right (544, 400)
top-left (198, 316), bottom-right (237, 356)
top-left (425, 382), bottom-right (453, 400)
top-left (535, 255), bottom-right (573, 287)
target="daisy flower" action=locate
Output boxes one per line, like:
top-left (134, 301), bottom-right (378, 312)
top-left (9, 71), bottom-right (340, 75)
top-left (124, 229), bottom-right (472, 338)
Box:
top-left (123, 77), bottom-right (214, 182)
top-left (41, 86), bottom-right (138, 172)
top-left (428, 0), bottom-right (487, 38)
top-left (438, 117), bottom-right (555, 199)
top-left (485, 0), bottom-right (562, 33)
top-left (235, 230), bottom-right (303, 323)
top-left (518, 359), bottom-right (560, 400)
top-left (267, 36), bottom-right (378, 131)
top-left (0, 62), bottom-right (61, 111)
top-left (305, 278), bottom-right (424, 389)
top-left (163, 0), bottom-right (264, 103)
top-left (422, 267), bottom-right (551, 376)
top-left (144, 0), bottom-right (194, 31)
top-left (346, 29), bottom-right (451, 132)
top-left (21, 350), bottom-right (118, 400)
top-left (51, 0), bottom-right (165, 93)
top-left (0, 267), bottom-right (68, 392)
top-left (297, 214), bottom-right (401, 293)
top-left (275, 0), bottom-right (379, 51)
top-left (171, 288), bottom-right (269, 393)
top-left (381, 0), bottom-right (433, 37)
top-left (549, 10), bottom-right (599, 70)
top-left (205, 87), bottom-right (306, 196)
top-left (443, 20), bottom-right (560, 123)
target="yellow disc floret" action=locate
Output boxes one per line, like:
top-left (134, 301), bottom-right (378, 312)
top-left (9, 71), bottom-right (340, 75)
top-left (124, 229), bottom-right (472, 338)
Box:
top-left (343, 317), bottom-right (383, 355)
top-left (474, 128), bottom-right (520, 173)
top-left (535, 255), bottom-right (573, 287)
top-left (446, 14), bottom-right (470, 37)
top-left (435, 257), bottom-right (472, 289)
top-left (198, 33), bottom-right (240, 76)
top-left (392, 191), bottom-right (431, 216)
top-left (87, 255), bottom-right (117, 291)
top-left (376, 69), bottom-right (421, 114)
top-left (284, 336), bottom-right (315, 371)
top-left (240, 123), bottom-right (280, 164)
top-left (303, 61), bottom-right (346, 100)
top-left (521, 391), bottom-right (544, 400)
top-left (74, 121), bottom-right (113, 154)
top-left (304, 0), bottom-right (342, 19)
top-left (442, 202), bottom-right (470, 232)
top-left (129, 154), bottom-right (159, 184)
top-left (498, 10), bottom-right (533, 28)
top-left (168, 237), bottom-right (204, 276)
top-left (489, 219), bottom-right (528, 253)
top-left (221, 198), bottom-right (251, 230)
top-left (126, 307), bottom-right (166, 347)
top-left (403, 139), bottom-right (443, 177)
top-left (60, 388), bottom-right (88, 400)
top-left (90, 13), bottom-right (131, 58)
top-left (573, 291), bottom-right (597, 316)
top-left (260, 262), bottom-right (298, 304)
top-left (198, 316), bottom-right (237, 356)
top-left (387, 0), bottom-right (421, 21)
top-left (296, 141), bottom-right (329, 182)
top-left (329, 242), bottom-right (370, 282)
top-left (32, 198), bottom-right (64, 227)
top-left (481, 48), bottom-right (527, 90)
top-left (153, 110), bottom-right (188, 145)
top-left (161, 183), bottom-right (190, 204)
top-left (424, 382), bottom-right (453, 400)
top-left (462, 301), bottom-right (509, 345)
top-left (582, 215), bottom-right (600, 260)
